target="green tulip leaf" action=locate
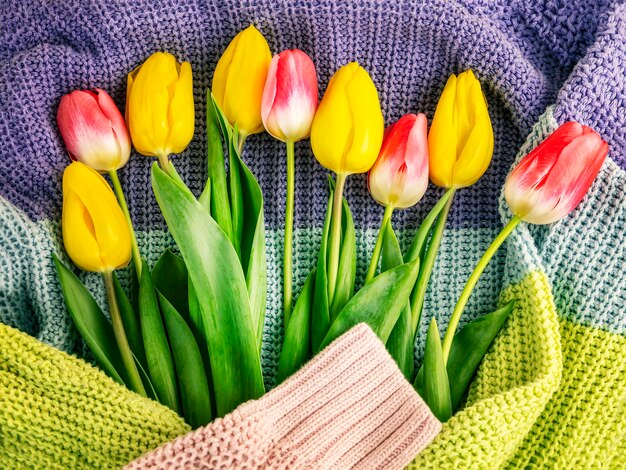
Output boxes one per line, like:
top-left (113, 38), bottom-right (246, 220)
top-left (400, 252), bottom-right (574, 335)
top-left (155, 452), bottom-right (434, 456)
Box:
top-left (153, 249), bottom-right (190, 323)
top-left (423, 318), bottom-right (452, 422)
top-left (139, 260), bottom-right (180, 413)
top-left (206, 90), bottom-right (234, 244)
top-left (228, 125), bottom-right (243, 259)
top-left (380, 221), bottom-right (415, 380)
top-left (53, 255), bottom-right (126, 386)
top-left (319, 257), bottom-right (420, 350)
top-left (112, 272), bottom-right (147, 371)
top-left (276, 269), bottom-right (315, 383)
top-left (152, 163), bottom-right (264, 417)
top-left (311, 194), bottom-right (333, 353)
top-left (199, 178), bottom-right (211, 212)
top-left (447, 300), bottom-right (515, 411)
top-left (158, 292), bottom-right (213, 428)
top-left (229, 126), bottom-right (267, 352)
top-left (330, 195), bottom-right (356, 320)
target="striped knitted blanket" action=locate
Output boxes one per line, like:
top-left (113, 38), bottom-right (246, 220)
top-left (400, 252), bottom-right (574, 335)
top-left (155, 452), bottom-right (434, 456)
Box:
top-left (1, 0), bottom-right (624, 468)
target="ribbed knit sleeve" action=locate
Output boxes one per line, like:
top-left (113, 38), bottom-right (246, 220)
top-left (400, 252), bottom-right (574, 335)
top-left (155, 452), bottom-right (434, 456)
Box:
top-left (126, 324), bottom-right (441, 469)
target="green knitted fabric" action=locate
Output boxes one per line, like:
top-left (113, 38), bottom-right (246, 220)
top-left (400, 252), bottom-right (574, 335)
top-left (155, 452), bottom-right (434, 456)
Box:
top-left (0, 322), bottom-right (190, 469)
top-left (409, 110), bottom-right (626, 468)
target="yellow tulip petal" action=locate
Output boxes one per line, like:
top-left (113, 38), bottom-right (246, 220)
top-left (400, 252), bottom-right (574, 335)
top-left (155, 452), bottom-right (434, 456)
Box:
top-left (310, 63), bottom-right (357, 173)
top-left (454, 70), bottom-right (473, 152)
top-left (451, 75), bottom-right (493, 187)
top-left (218, 26), bottom-right (271, 135)
top-left (62, 188), bottom-right (102, 272)
top-left (128, 52), bottom-right (179, 156)
top-left (212, 32), bottom-right (240, 112)
top-left (452, 112), bottom-right (493, 187)
top-left (63, 163), bottom-right (131, 271)
top-left (166, 61), bottom-right (195, 154)
top-left (342, 65), bottom-right (384, 174)
top-left (428, 74), bottom-right (458, 187)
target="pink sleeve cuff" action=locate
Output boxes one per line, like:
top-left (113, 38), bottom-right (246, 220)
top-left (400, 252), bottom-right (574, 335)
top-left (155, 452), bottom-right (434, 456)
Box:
top-left (127, 324), bottom-right (441, 469)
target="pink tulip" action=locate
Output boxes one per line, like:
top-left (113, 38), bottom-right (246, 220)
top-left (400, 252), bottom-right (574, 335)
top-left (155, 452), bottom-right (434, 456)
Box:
top-left (57, 89), bottom-right (131, 172)
top-left (368, 113), bottom-right (430, 209)
top-left (261, 49), bottom-right (318, 142)
top-left (504, 121), bottom-right (608, 224)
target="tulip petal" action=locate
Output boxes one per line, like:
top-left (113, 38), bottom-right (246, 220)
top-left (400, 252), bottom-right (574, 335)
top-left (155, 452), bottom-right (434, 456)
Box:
top-left (62, 188), bottom-right (102, 272)
top-left (63, 163), bottom-right (131, 271)
top-left (342, 65), bottom-right (384, 174)
top-left (428, 74), bottom-right (458, 187)
top-left (270, 50), bottom-right (318, 142)
top-left (220, 26), bottom-right (271, 135)
top-left (166, 61), bottom-right (195, 154)
top-left (127, 52), bottom-right (179, 156)
top-left (57, 91), bottom-right (122, 172)
top-left (94, 88), bottom-right (131, 168)
top-left (212, 32), bottom-right (240, 114)
top-left (261, 54), bottom-right (279, 131)
top-left (310, 63), bottom-right (356, 173)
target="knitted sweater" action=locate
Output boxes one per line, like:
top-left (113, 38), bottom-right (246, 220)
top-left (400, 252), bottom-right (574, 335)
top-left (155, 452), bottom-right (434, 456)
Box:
top-left (1, 0), bottom-right (625, 468)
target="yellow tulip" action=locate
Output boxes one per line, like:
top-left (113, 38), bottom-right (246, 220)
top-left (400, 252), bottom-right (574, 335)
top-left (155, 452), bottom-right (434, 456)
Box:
top-left (428, 69), bottom-right (493, 188)
top-left (310, 62), bottom-right (384, 175)
top-left (212, 25), bottom-right (272, 137)
top-left (126, 52), bottom-right (194, 158)
top-left (62, 162), bottom-right (132, 272)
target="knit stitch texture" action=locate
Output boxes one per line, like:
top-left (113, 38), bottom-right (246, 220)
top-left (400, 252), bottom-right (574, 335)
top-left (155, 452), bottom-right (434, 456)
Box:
top-left (0, 322), bottom-right (190, 469)
top-left (1, 0), bottom-right (625, 468)
top-left (126, 324), bottom-right (441, 469)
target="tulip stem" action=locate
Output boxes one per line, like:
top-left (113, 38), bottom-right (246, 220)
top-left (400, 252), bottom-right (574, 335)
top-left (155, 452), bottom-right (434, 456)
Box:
top-left (109, 169), bottom-right (142, 278)
top-left (365, 204), bottom-right (394, 283)
top-left (441, 215), bottom-right (521, 362)
top-left (283, 140), bottom-right (295, 320)
top-left (237, 133), bottom-right (247, 155)
top-left (102, 270), bottom-right (147, 397)
top-left (327, 173), bottom-right (347, 306)
top-left (410, 189), bottom-right (456, 336)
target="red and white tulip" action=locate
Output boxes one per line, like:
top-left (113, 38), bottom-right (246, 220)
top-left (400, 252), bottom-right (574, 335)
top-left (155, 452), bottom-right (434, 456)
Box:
top-left (368, 113), bottom-right (430, 209)
top-left (504, 121), bottom-right (608, 224)
top-left (57, 89), bottom-right (131, 172)
top-left (261, 49), bottom-right (318, 142)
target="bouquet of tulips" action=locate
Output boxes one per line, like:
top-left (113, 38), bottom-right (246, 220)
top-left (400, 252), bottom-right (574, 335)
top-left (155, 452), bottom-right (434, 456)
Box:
top-left (53, 25), bottom-right (608, 427)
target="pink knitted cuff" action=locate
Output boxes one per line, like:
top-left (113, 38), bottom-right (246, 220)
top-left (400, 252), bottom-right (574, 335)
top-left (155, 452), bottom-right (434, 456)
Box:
top-left (126, 324), bottom-right (441, 469)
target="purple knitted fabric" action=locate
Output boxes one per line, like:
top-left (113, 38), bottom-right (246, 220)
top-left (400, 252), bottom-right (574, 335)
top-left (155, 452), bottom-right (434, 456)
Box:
top-left (0, 0), bottom-right (625, 378)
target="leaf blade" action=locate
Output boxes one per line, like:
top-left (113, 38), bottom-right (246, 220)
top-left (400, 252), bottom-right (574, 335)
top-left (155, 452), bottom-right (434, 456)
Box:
top-left (151, 163), bottom-right (264, 417)
top-left (53, 256), bottom-right (126, 385)
top-left (277, 269), bottom-right (315, 383)
top-left (320, 258), bottom-right (420, 350)
top-left (423, 318), bottom-right (452, 422)
top-left (139, 260), bottom-right (180, 413)
top-left (158, 292), bottom-right (212, 428)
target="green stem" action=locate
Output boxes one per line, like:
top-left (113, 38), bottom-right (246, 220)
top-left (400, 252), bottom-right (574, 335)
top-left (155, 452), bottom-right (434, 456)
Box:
top-left (327, 173), bottom-right (347, 305)
top-left (410, 189), bottom-right (456, 335)
top-left (406, 187), bottom-right (456, 263)
top-left (365, 204), bottom-right (394, 283)
top-left (156, 152), bottom-right (171, 176)
top-left (102, 270), bottom-right (146, 397)
top-left (283, 140), bottom-right (295, 321)
top-left (441, 215), bottom-right (522, 361)
top-left (109, 169), bottom-right (142, 278)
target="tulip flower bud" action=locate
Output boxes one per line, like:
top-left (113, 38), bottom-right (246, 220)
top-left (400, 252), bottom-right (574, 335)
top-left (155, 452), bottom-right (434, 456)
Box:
top-left (62, 162), bottom-right (132, 272)
top-left (126, 52), bottom-right (194, 158)
top-left (310, 62), bottom-right (384, 174)
top-left (261, 49), bottom-right (318, 142)
top-left (504, 122), bottom-right (608, 225)
top-left (57, 89), bottom-right (130, 172)
top-left (368, 113), bottom-right (429, 209)
top-left (212, 25), bottom-right (272, 137)
top-left (428, 70), bottom-right (493, 188)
